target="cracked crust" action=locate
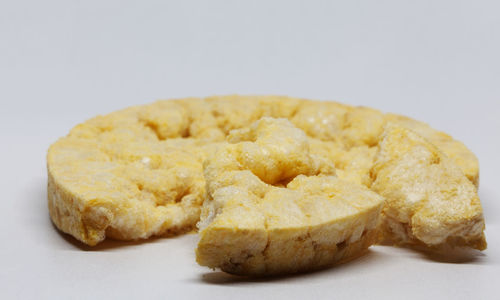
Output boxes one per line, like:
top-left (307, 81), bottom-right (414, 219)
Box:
top-left (47, 95), bottom-right (481, 248)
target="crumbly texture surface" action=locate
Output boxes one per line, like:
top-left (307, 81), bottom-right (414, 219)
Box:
top-left (196, 118), bottom-right (384, 275)
top-left (371, 125), bottom-right (486, 250)
top-left (47, 95), bottom-right (484, 261)
top-left (384, 114), bottom-right (480, 187)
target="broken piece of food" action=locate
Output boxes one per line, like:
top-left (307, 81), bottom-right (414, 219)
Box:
top-left (196, 118), bottom-right (384, 275)
top-left (47, 95), bottom-right (485, 275)
top-left (371, 124), bottom-right (486, 250)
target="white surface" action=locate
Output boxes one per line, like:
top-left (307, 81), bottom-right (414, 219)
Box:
top-left (1, 1), bottom-right (499, 299)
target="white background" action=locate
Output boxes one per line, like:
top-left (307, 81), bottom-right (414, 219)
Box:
top-left (1, 1), bottom-right (499, 299)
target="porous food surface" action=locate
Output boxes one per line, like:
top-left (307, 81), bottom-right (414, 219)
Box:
top-left (196, 118), bottom-right (384, 275)
top-left (371, 124), bottom-right (486, 250)
top-left (47, 95), bottom-right (485, 271)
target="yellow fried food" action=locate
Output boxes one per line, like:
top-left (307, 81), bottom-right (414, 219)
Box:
top-left (196, 118), bottom-right (384, 275)
top-left (371, 124), bottom-right (486, 250)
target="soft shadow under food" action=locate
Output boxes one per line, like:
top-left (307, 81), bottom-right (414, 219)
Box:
top-left (198, 249), bottom-right (385, 285)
